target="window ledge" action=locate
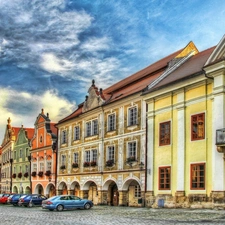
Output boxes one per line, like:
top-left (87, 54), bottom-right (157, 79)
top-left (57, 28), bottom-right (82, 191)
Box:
top-left (85, 135), bottom-right (98, 141)
top-left (127, 124), bottom-right (138, 130)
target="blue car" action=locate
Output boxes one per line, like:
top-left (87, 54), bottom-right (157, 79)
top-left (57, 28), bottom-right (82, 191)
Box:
top-left (18, 194), bottom-right (47, 207)
top-left (42, 195), bottom-right (93, 211)
top-left (8, 194), bottom-right (27, 206)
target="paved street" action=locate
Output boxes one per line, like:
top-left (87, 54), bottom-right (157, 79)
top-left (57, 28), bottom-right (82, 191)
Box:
top-left (1, 204), bottom-right (225, 225)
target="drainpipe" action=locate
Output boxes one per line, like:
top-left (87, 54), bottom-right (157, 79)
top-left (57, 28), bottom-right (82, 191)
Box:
top-left (144, 103), bottom-right (148, 206)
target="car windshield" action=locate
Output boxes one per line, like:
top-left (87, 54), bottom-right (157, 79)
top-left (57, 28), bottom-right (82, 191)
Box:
top-left (47, 196), bottom-right (58, 201)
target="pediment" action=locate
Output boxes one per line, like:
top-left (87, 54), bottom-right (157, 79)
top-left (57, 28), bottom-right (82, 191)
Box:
top-left (82, 80), bottom-right (105, 113)
top-left (205, 35), bottom-right (225, 66)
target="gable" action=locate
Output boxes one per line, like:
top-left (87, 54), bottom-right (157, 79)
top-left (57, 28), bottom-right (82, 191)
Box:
top-left (205, 35), bottom-right (225, 66)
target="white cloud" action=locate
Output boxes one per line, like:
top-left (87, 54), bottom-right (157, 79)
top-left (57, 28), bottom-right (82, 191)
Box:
top-left (0, 88), bottom-right (76, 145)
top-left (81, 37), bottom-right (110, 52)
top-left (40, 53), bottom-right (75, 73)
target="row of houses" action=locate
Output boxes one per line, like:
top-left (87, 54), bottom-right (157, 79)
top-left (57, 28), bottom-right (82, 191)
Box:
top-left (1, 34), bottom-right (225, 208)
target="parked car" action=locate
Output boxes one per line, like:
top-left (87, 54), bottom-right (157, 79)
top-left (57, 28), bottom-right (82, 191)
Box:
top-left (0, 193), bottom-right (13, 204)
top-left (8, 194), bottom-right (27, 206)
top-left (42, 195), bottom-right (93, 211)
top-left (18, 194), bottom-right (47, 207)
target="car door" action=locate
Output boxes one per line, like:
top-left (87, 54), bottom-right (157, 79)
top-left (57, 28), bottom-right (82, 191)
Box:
top-left (73, 196), bottom-right (83, 208)
top-left (59, 196), bottom-right (71, 209)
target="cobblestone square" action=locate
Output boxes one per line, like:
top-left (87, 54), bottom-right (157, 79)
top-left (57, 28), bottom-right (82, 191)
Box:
top-left (1, 204), bottom-right (225, 225)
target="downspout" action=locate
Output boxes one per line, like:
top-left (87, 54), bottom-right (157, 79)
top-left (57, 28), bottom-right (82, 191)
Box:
top-left (202, 69), bottom-right (213, 80)
top-left (144, 103), bottom-right (148, 205)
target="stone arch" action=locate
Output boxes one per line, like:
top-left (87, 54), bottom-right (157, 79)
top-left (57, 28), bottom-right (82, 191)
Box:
top-left (82, 180), bottom-right (98, 205)
top-left (12, 186), bottom-right (18, 194)
top-left (102, 178), bottom-right (118, 191)
top-left (33, 183), bottom-right (44, 195)
top-left (57, 181), bottom-right (68, 195)
top-left (121, 176), bottom-right (142, 191)
top-left (24, 186), bottom-right (31, 194)
top-left (70, 180), bottom-right (81, 196)
top-left (45, 182), bottom-right (55, 197)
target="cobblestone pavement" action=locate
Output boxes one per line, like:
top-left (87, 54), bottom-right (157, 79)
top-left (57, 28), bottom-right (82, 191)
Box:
top-left (1, 204), bottom-right (225, 225)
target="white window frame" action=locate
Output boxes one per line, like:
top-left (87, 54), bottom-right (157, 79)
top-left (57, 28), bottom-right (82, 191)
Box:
top-left (85, 149), bottom-right (97, 162)
top-left (39, 162), bottom-right (44, 172)
top-left (61, 130), bottom-right (67, 144)
top-left (47, 161), bottom-right (52, 171)
top-left (33, 163), bottom-right (37, 172)
top-left (86, 119), bottom-right (98, 137)
top-left (127, 141), bottom-right (137, 159)
top-left (128, 106), bottom-right (137, 126)
top-left (74, 126), bottom-right (80, 141)
top-left (107, 146), bottom-right (115, 161)
top-left (73, 152), bottom-right (79, 163)
top-left (108, 113), bottom-right (116, 131)
top-left (61, 155), bottom-right (66, 166)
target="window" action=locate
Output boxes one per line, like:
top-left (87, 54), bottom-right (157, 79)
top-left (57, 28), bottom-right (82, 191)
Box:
top-left (61, 155), bottom-right (66, 166)
top-left (135, 185), bottom-right (141, 198)
top-left (40, 136), bottom-right (43, 143)
top-left (159, 121), bottom-right (171, 146)
top-left (128, 142), bottom-right (136, 159)
top-left (191, 163), bottom-right (205, 190)
top-left (128, 106), bottom-right (137, 126)
top-left (159, 166), bottom-right (171, 190)
top-left (85, 150), bottom-right (97, 162)
top-left (61, 130), bottom-right (67, 144)
top-left (85, 151), bottom-right (91, 162)
top-left (39, 162), bottom-right (44, 171)
top-left (25, 148), bottom-right (29, 157)
top-left (191, 113), bottom-right (205, 141)
top-left (86, 119), bottom-right (98, 137)
top-left (25, 165), bottom-right (29, 173)
top-left (107, 146), bottom-right (115, 161)
top-left (14, 151), bottom-right (16, 160)
top-left (74, 126), bottom-right (80, 140)
top-left (33, 163), bottom-right (37, 172)
top-left (108, 114), bottom-right (115, 131)
top-left (47, 161), bottom-right (52, 171)
top-left (73, 153), bottom-right (78, 163)
top-left (19, 149), bottom-right (22, 158)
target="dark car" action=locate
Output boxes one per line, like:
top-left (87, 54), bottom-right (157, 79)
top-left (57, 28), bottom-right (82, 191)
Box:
top-left (42, 195), bottom-right (93, 211)
top-left (8, 194), bottom-right (27, 206)
top-left (18, 194), bottom-right (47, 207)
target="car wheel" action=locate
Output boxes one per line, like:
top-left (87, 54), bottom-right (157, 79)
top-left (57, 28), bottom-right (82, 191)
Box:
top-left (56, 204), bottom-right (64, 211)
top-left (84, 203), bottom-right (91, 210)
top-left (28, 202), bottom-right (34, 208)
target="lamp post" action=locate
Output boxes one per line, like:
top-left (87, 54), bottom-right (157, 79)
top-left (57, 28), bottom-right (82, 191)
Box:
top-left (28, 155), bottom-right (32, 194)
top-left (52, 140), bottom-right (57, 196)
top-left (10, 158), bottom-right (13, 193)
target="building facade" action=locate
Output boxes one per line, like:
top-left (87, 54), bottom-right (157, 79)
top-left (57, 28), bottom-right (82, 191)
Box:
top-left (55, 44), bottom-right (184, 207)
top-left (30, 109), bottom-right (57, 197)
top-left (0, 118), bottom-right (20, 193)
top-left (12, 125), bottom-right (34, 194)
top-left (142, 35), bottom-right (225, 208)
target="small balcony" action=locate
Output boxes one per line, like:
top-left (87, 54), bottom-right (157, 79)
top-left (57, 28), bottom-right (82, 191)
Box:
top-left (216, 128), bottom-right (225, 153)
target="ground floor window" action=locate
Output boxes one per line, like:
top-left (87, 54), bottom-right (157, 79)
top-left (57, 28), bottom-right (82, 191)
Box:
top-left (159, 166), bottom-right (171, 190)
top-left (191, 163), bottom-right (205, 190)
top-left (134, 185), bottom-right (141, 198)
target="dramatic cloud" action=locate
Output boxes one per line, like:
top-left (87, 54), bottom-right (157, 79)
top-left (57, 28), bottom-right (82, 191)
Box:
top-left (1, 0), bottom-right (225, 142)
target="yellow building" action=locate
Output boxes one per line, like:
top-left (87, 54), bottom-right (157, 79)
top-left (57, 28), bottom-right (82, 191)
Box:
top-left (143, 35), bottom-right (225, 208)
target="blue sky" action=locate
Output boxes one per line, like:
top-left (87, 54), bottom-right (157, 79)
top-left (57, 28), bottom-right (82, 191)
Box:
top-left (0, 0), bottom-right (225, 143)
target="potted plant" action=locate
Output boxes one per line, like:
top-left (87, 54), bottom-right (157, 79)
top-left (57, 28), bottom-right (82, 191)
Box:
top-left (126, 156), bottom-right (136, 162)
top-left (45, 170), bottom-right (51, 176)
top-left (72, 162), bottom-right (78, 168)
top-left (60, 165), bottom-right (66, 170)
top-left (106, 159), bottom-right (114, 167)
top-left (90, 161), bottom-right (97, 167)
top-left (83, 161), bottom-right (90, 167)
top-left (38, 171), bottom-right (43, 177)
top-left (18, 172), bottom-right (22, 178)
top-left (24, 172), bottom-right (29, 178)
top-left (31, 171), bottom-right (36, 177)
top-left (12, 173), bottom-right (16, 179)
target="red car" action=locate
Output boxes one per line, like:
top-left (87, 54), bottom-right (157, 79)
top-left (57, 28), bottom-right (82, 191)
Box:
top-left (0, 193), bottom-right (13, 204)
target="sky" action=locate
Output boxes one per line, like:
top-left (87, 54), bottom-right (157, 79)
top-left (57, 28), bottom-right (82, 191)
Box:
top-left (0, 0), bottom-right (225, 143)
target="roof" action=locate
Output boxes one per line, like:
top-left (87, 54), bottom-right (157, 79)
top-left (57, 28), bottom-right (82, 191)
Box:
top-left (143, 46), bottom-right (215, 93)
top-left (58, 41), bottom-right (213, 124)
top-left (24, 128), bottom-right (35, 140)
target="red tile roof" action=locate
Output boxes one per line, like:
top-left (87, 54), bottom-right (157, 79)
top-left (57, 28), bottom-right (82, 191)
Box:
top-left (25, 128), bottom-right (35, 140)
